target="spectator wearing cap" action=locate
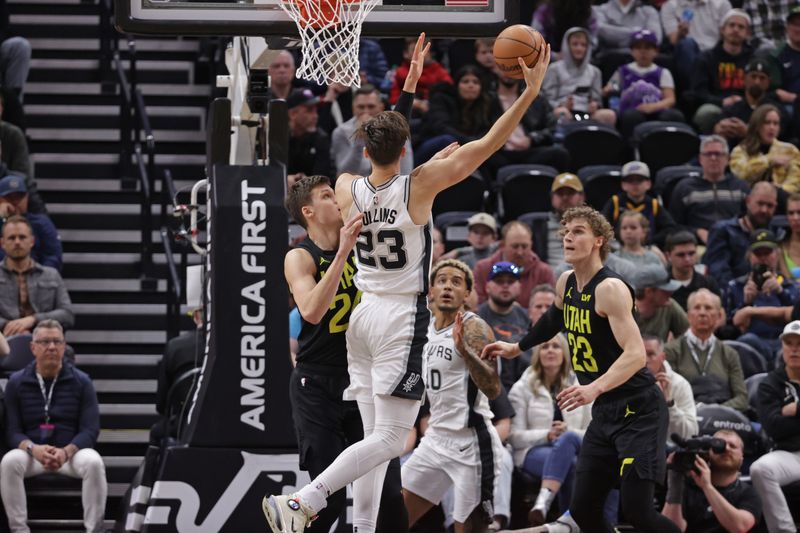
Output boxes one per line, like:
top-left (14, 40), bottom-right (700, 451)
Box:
top-left (0, 175), bottom-right (62, 271)
top-left (603, 29), bottom-right (685, 139)
top-left (330, 84), bottom-right (414, 178)
top-left (691, 9), bottom-right (755, 134)
top-left (774, 6), bottom-right (800, 138)
top-left (477, 261), bottom-right (532, 388)
top-left (287, 88), bottom-right (332, 190)
top-left (725, 227), bottom-right (798, 358)
top-left (473, 220), bottom-right (555, 310)
top-left (704, 181), bottom-right (778, 287)
top-left (749, 319), bottom-right (800, 533)
top-left (601, 161), bottom-right (677, 247)
top-left (440, 212), bottom-right (499, 269)
top-left (714, 61), bottom-right (791, 147)
top-left (661, 0), bottom-right (733, 88)
top-left (669, 135), bottom-right (750, 245)
top-left (594, 0), bottom-right (663, 80)
top-left (665, 288), bottom-right (748, 411)
top-left (730, 103), bottom-right (800, 191)
top-left (0, 94), bottom-right (44, 214)
top-left (632, 267), bottom-right (690, 343)
top-left (546, 173), bottom-right (585, 269)
top-left (664, 230), bottom-right (721, 311)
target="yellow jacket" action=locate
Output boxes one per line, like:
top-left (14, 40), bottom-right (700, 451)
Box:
top-left (730, 140), bottom-right (800, 193)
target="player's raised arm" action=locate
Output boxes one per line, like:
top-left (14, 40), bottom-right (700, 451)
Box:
top-left (412, 44), bottom-right (551, 195)
top-left (453, 311), bottom-right (500, 399)
top-left (557, 278), bottom-right (646, 411)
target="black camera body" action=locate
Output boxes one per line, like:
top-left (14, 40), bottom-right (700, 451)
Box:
top-left (752, 263), bottom-right (769, 290)
top-left (669, 434), bottom-right (727, 474)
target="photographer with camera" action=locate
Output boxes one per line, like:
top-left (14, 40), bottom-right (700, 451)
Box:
top-left (662, 429), bottom-right (762, 532)
top-left (725, 229), bottom-right (798, 361)
top-left (749, 320), bottom-right (800, 533)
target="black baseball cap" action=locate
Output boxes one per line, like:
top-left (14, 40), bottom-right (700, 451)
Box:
top-left (287, 88), bottom-right (320, 109)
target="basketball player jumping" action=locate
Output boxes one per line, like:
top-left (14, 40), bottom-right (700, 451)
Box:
top-left (482, 206), bottom-right (680, 533)
top-left (263, 42), bottom-right (552, 533)
top-left (403, 259), bottom-right (502, 533)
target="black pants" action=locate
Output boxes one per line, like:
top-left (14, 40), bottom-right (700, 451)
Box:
top-left (570, 386), bottom-right (678, 533)
top-left (290, 363), bottom-right (408, 533)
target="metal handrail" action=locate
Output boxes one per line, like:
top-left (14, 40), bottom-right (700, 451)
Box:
top-left (134, 145), bottom-right (153, 277)
top-left (161, 226), bottom-right (183, 340)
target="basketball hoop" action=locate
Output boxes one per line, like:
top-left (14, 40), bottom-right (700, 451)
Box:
top-left (278, 0), bottom-right (380, 87)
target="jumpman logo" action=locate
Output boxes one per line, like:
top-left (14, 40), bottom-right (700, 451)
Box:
top-left (624, 404), bottom-right (636, 418)
top-left (566, 287), bottom-right (573, 299)
top-left (319, 257), bottom-right (330, 265)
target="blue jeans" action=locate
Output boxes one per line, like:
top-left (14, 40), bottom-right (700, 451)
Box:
top-left (414, 134), bottom-right (457, 167)
top-left (673, 37), bottom-right (700, 88)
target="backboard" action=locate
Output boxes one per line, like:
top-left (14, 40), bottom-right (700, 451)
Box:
top-left (115, 0), bottom-right (518, 38)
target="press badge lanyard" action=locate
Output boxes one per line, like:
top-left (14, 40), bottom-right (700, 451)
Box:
top-left (36, 372), bottom-right (58, 424)
top-left (688, 337), bottom-right (715, 376)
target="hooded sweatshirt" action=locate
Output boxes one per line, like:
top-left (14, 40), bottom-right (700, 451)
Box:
top-left (542, 27), bottom-right (604, 111)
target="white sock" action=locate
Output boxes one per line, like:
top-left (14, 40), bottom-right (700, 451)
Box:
top-left (297, 480), bottom-right (330, 515)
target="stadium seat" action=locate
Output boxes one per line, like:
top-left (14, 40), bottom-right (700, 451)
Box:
top-left (724, 340), bottom-right (769, 379)
top-left (562, 121), bottom-right (626, 171)
top-left (164, 367), bottom-right (201, 441)
top-left (2, 334), bottom-right (34, 375)
top-left (633, 121), bottom-right (700, 174)
top-left (434, 211), bottom-right (479, 252)
top-left (496, 164), bottom-right (557, 222)
top-left (770, 215), bottom-right (788, 236)
top-left (653, 165), bottom-right (702, 210)
top-left (432, 171), bottom-right (488, 219)
top-left (744, 372), bottom-right (767, 420)
top-left (577, 165), bottom-right (622, 210)
top-left (518, 212), bottom-right (551, 263)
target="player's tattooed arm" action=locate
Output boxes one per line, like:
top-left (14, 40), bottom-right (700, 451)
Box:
top-left (453, 312), bottom-right (501, 400)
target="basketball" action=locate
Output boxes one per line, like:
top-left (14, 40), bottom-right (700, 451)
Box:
top-left (493, 25), bottom-right (545, 79)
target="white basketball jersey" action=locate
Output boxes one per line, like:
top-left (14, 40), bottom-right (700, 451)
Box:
top-left (423, 313), bottom-right (494, 434)
top-left (350, 175), bottom-right (432, 295)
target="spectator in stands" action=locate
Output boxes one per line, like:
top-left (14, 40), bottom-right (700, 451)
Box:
top-left (692, 9), bottom-right (755, 133)
top-left (389, 36), bottom-right (452, 113)
top-left (743, 0), bottom-right (794, 49)
top-left (661, 429), bottom-right (762, 532)
top-left (665, 230), bottom-right (721, 311)
top-left (704, 181), bottom-right (778, 287)
top-left (601, 161), bottom-right (677, 247)
top-left (0, 176), bottom-right (62, 271)
top-left (605, 29), bottom-right (685, 139)
top-left (527, 284), bottom-right (556, 326)
top-left (440, 212), bottom-right (499, 269)
top-left (594, 0), bottom-right (663, 80)
top-left (531, 0), bottom-right (597, 55)
top-left (0, 215), bottom-right (72, 336)
top-left (268, 51), bottom-right (297, 101)
top-left (486, 68), bottom-right (570, 175)
top-left (774, 7), bottom-right (800, 137)
top-left (750, 319), bottom-right (800, 533)
top-left (669, 135), bottom-right (750, 244)
top-left (779, 192), bottom-right (800, 279)
top-left (415, 65), bottom-right (491, 166)
top-left (331, 84), bottom-right (413, 177)
top-left (730, 104), bottom-right (800, 190)
top-left (643, 335), bottom-right (699, 442)
top-left (714, 61), bottom-right (791, 148)
top-left (543, 27), bottom-right (615, 126)
top-left (507, 335), bottom-right (595, 527)
top-left (287, 88), bottom-right (331, 189)
top-left (151, 304), bottom-right (203, 444)
top-left (477, 261), bottom-right (531, 389)
top-left (632, 267), bottom-right (690, 342)
top-left (431, 227), bottom-right (444, 266)
top-left (473, 221), bottom-right (555, 309)
top-left (613, 212), bottom-right (667, 268)
top-left (472, 38), bottom-right (497, 92)
top-left (661, 0), bottom-right (732, 87)
top-left (1, 319), bottom-right (106, 533)
top-left (546, 173), bottom-right (585, 269)
top-left (665, 288), bottom-right (749, 411)
top-left (358, 39), bottom-right (388, 88)
top-left (0, 92), bottom-right (40, 206)
top-left (726, 228), bottom-right (798, 358)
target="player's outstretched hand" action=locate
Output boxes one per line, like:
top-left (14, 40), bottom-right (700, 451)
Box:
top-left (519, 43), bottom-right (551, 97)
top-left (556, 383), bottom-right (600, 412)
top-left (480, 340), bottom-right (521, 361)
top-left (338, 212), bottom-right (363, 255)
top-left (403, 33), bottom-right (431, 93)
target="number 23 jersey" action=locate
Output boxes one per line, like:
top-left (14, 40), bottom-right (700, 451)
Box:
top-left (350, 174), bottom-right (433, 295)
top-left (562, 266), bottom-right (654, 395)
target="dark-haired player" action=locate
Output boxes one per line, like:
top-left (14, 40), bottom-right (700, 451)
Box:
top-left (483, 206), bottom-right (679, 533)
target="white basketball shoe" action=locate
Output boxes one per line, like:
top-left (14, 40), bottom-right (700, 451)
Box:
top-left (262, 494), bottom-right (316, 533)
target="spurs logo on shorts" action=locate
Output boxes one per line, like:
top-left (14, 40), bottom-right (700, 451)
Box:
top-left (402, 373), bottom-right (421, 393)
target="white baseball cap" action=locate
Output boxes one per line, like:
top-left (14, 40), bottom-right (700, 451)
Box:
top-left (780, 320), bottom-right (800, 340)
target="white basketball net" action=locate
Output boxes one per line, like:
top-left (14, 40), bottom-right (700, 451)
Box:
top-left (278, 0), bottom-right (380, 87)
